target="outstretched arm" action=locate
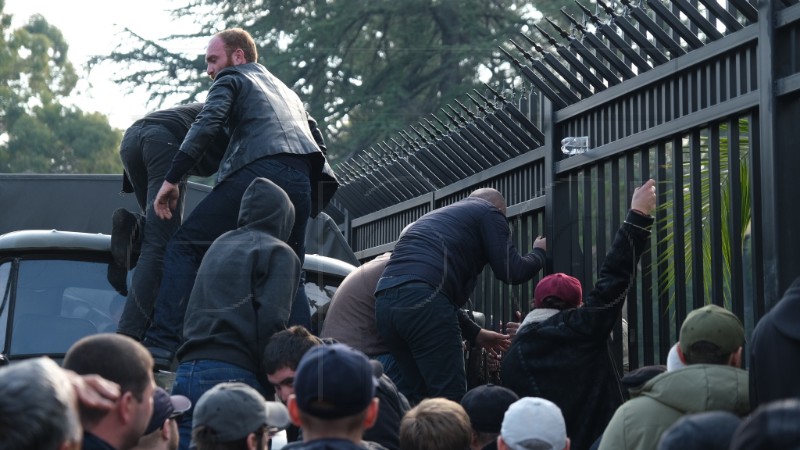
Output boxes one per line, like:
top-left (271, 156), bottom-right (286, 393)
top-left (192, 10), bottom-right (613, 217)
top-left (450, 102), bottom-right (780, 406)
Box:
top-left (587, 179), bottom-right (655, 305)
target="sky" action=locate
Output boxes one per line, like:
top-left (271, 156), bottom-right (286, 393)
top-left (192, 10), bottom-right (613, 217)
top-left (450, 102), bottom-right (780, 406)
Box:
top-left (5, 0), bottom-right (205, 130)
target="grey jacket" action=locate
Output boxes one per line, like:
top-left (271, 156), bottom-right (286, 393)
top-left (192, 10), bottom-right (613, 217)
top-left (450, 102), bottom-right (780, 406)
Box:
top-left (177, 177), bottom-right (300, 373)
top-left (598, 364), bottom-right (750, 450)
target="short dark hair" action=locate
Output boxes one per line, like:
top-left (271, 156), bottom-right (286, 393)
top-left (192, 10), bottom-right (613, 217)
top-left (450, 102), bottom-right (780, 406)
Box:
top-left (684, 340), bottom-right (732, 365)
top-left (262, 326), bottom-right (322, 374)
top-left (215, 28), bottom-right (258, 63)
top-left (192, 425), bottom-right (265, 450)
top-left (63, 334), bottom-right (153, 424)
top-left (539, 296), bottom-right (575, 310)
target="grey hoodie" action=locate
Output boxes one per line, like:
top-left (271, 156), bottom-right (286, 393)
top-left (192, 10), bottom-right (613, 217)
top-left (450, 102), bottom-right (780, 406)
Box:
top-left (177, 177), bottom-right (300, 373)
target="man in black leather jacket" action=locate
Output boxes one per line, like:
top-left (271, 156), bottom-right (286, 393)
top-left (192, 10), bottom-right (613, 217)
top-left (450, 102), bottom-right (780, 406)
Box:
top-left (143, 28), bottom-right (338, 367)
top-left (500, 179), bottom-right (657, 450)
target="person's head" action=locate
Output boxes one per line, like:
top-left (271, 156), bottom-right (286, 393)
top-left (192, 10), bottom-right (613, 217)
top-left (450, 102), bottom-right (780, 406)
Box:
top-left (400, 398), bottom-right (472, 450)
top-left (498, 397), bottom-right (570, 450)
top-left (460, 384), bottom-right (520, 450)
top-left (191, 382), bottom-right (290, 450)
top-left (132, 388), bottom-right (191, 450)
top-left (0, 357), bottom-right (82, 450)
top-left (288, 343), bottom-right (380, 442)
top-left (63, 333), bottom-right (155, 450)
top-left (206, 28), bottom-right (258, 79)
top-left (729, 398), bottom-right (800, 450)
top-left (470, 187), bottom-right (507, 216)
top-left (678, 304), bottom-right (745, 367)
top-left (532, 273), bottom-right (583, 310)
top-left (263, 325), bottom-right (322, 403)
top-left (657, 411), bottom-right (741, 450)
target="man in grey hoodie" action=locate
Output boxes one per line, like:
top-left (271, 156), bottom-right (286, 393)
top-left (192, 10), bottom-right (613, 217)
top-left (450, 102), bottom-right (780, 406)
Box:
top-left (170, 177), bottom-right (300, 450)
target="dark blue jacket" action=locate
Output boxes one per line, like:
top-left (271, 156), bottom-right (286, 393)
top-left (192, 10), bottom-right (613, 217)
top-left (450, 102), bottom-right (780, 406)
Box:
top-left (376, 197), bottom-right (545, 306)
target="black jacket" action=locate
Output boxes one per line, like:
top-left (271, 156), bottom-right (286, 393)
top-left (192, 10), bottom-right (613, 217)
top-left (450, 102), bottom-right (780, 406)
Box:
top-left (748, 276), bottom-right (800, 409)
top-left (177, 177), bottom-right (299, 373)
top-left (283, 439), bottom-right (388, 450)
top-left (178, 62), bottom-right (338, 217)
top-left (501, 210), bottom-right (653, 450)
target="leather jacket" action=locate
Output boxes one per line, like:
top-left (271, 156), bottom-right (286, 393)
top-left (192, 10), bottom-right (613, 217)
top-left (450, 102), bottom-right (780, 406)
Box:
top-left (179, 62), bottom-right (338, 216)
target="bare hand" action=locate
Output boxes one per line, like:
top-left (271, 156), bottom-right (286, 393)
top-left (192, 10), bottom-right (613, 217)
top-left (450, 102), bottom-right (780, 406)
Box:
top-left (533, 236), bottom-right (547, 251)
top-left (501, 311), bottom-right (523, 337)
top-left (475, 329), bottom-right (511, 353)
top-left (154, 181), bottom-right (180, 220)
top-left (66, 371), bottom-right (120, 410)
top-left (485, 349), bottom-right (501, 372)
top-left (631, 179), bottom-right (657, 216)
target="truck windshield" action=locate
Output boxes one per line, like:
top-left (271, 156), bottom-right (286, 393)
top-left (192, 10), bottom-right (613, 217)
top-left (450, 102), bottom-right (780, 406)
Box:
top-left (8, 259), bottom-right (125, 357)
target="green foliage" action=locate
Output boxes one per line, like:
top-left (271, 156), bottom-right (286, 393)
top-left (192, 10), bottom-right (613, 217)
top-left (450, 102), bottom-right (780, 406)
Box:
top-left (0, 5), bottom-right (122, 174)
top-left (94, 0), bottom-right (573, 164)
top-left (655, 120), bottom-right (752, 309)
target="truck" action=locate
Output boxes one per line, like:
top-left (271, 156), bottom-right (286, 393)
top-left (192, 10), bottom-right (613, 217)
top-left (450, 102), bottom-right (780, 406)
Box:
top-left (0, 174), bottom-right (358, 365)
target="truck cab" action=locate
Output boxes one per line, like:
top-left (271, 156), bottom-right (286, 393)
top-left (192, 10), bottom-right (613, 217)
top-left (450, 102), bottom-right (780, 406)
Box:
top-left (0, 229), bottom-right (355, 365)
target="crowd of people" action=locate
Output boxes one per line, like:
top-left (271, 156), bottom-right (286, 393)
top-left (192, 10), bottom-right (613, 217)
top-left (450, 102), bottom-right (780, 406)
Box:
top-left (2, 26), bottom-right (800, 450)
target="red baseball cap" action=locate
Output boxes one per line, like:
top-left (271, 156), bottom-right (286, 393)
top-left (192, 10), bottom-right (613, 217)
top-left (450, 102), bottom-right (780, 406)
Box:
top-left (534, 273), bottom-right (583, 308)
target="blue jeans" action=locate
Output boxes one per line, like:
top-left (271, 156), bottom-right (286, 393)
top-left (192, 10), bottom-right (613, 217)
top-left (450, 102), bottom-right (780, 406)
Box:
top-left (117, 122), bottom-right (186, 340)
top-left (143, 157), bottom-right (311, 353)
top-left (373, 352), bottom-right (409, 396)
top-left (374, 282), bottom-right (466, 404)
top-left (171, 360), bottom-right (268, 450)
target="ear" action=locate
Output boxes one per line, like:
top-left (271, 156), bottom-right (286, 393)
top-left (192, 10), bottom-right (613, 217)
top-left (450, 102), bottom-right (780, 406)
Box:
top-left (564, 437), bottom-right (571, 450)
top-left (676, 343), bottom-right (688, 364)
top-left (363, 398), bottom-right (380, 430)
top-left (729, 346), bottom-right (743, 368)
top-left (160, 418), bottom-right (171, 441)
top-left (118, 391), bottom-right (136, 424)
top-left (497, 436), bottom-right (508, 450)
top-left (233, 48), bottom-right (247, 65)
top-left (246, 432), bottom-right (259, 450)
top-left (287, 395), bottom-right (303, 427)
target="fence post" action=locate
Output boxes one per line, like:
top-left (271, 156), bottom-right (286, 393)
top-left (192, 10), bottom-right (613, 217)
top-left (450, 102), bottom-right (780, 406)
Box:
top-left (756, 0), bottom-right (800, 311)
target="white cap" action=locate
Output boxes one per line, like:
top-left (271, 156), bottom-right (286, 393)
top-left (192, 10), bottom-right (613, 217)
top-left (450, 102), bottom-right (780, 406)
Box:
top-left (667, 342), bottom-right (686, 371)
top-left (500, 397), bottom-right (567, 450)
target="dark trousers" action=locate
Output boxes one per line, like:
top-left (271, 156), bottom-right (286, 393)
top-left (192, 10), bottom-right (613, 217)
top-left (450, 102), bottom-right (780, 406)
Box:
top-left (116, 122), bottom-right (186, 339)
top-left (143, 157), bottom-right (311, 353)
top-left (375, 282), bottom-right (466, 404)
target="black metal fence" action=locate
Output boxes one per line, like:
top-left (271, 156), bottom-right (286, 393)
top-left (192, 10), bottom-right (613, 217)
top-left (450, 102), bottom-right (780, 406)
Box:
top-left (325, 0), bottom-right (800, 370)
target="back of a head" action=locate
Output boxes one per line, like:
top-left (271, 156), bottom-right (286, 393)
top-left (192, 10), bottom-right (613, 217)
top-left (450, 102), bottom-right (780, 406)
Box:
top-left (469, 188), bottom-right (507, 214)
top-left (262, 325), bottom-right (322, 375)
top-left (679, 305), bottom-right (745, 365)
top-left (215, 28), bottom-right (258, 63)
top-left (533, 274), bottom-right (583, 310)
top-left (63, 333), bottom-right (154, 423)
top-left (500, 397), bottom-right (568, 450)
top-left (729, 398), bottom-right (800, 450)
top-left (0, 357), bottom-right (81, 450)
top-left (291, 342), bottom-right (381, 441)
top-left (400, 398), bottom-right (471, 450)
top-left (657, 411), bottom-right (741, 450)
top-left (192, 382), bottom-right (289, 450)
top-left (461, 384), bottom-right (519, 436)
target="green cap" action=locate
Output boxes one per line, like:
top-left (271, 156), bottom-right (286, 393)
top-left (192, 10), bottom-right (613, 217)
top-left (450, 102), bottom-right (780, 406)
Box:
top-left (679, 305), bottom-right (744, 357)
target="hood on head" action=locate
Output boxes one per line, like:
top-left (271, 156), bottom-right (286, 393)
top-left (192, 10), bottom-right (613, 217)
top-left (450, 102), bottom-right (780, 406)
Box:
top-left (237, 177), bottom-right (295, 241)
